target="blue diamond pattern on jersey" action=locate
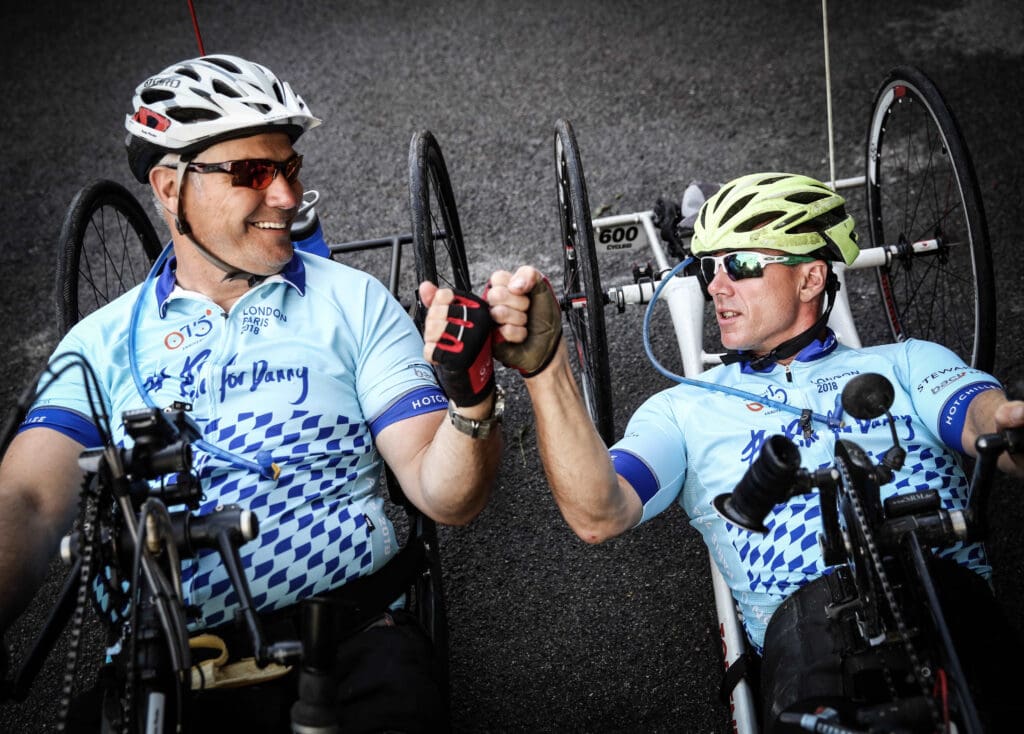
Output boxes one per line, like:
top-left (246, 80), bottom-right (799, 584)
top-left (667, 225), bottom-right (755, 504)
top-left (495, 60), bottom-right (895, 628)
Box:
top-left (179, 406), bottom-right (381, 629)
top-left (730, 437), bottom-right (983, 608)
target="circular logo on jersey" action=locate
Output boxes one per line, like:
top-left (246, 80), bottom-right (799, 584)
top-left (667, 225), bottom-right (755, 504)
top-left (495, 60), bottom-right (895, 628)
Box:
top-left (164, 331), bottom-right (185, 349)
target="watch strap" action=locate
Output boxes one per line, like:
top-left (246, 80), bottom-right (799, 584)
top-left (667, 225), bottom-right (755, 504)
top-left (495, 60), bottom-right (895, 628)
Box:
top-left (447, 385), bottom-right (505, 439)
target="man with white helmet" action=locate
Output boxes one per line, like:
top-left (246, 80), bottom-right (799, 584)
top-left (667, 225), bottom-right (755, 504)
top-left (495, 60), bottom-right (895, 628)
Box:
top-left (482, 171), bottom-right (1024, 731)
top-left (0, 55), bottom-right (502, 731)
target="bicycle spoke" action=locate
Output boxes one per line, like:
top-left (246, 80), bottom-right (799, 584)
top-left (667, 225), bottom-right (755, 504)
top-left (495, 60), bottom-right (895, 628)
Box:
top-left (865, 67), bottom-right (994, 369)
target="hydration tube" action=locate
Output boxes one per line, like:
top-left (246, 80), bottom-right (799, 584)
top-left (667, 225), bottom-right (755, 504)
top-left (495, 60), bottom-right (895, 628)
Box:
top-left (127, 244), bottom-right (281, 479)
top-left (641, 258), bottom-right (842, 429)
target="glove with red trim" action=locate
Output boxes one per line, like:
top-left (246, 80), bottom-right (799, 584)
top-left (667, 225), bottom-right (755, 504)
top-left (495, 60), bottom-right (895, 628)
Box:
top-left (489, 275), bottom-right (563, 377)
top-left (430, 291), bottom-right (495, 407)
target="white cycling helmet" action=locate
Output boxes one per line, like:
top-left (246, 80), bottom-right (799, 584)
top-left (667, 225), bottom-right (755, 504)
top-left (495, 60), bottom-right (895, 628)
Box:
top-left (125, 54), bottom-right (321, 183)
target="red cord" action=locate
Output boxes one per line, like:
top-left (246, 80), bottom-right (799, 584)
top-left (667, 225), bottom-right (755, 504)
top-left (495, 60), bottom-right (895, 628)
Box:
top-left (187, 0), bottom-right (206, 55)
top-left (933, 668), bottom-right (950, 733)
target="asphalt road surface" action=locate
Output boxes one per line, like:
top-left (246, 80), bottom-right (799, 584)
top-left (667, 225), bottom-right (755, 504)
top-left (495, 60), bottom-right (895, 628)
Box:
top-left (2, 1), bottom-right (1023, 732)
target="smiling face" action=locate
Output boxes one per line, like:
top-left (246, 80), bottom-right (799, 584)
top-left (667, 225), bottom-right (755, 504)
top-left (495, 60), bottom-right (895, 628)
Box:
top-left (705, 249), bottom-right (828, 358)
top-left (177, 132), bottom-right (304, 277)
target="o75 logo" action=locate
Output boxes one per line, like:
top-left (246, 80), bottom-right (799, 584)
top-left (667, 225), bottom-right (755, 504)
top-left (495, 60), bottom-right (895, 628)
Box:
top-left (164, 311), bottom-right (214, 350)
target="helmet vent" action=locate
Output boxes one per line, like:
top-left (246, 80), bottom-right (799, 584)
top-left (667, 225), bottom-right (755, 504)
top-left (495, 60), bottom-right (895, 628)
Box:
top-left (774, 211), bottom-right (805, 230)
top-left (205, 56), bottom-right (243, 74)
top-left (712, 184), bottom-right (736, 213)
top-left (804, 207), bottom-right (848, 229)
top-left (167, 107), bottom-right (221, 123)
top-left (212, 79), bottom-right (241, 98)
top-left (785, 191), bottom-right (829, 204)
top-left (736, 211), bottom-right (785, 233)
top-left (757, 175), bottom-right (788, 186)
top-left (140, 89), bottom-right (175, 104)
top-left (720, 193), bottom-right (756, 226)
top-left (175, 66), bottom-right (201, 82)
top-left (272, 82), bottom-right (285, 104)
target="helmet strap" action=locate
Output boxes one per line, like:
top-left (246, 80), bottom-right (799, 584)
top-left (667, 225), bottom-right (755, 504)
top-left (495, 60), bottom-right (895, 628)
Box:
top-left (721, 268), bottom-right (840, 370)
top-left (173, 156), bottom-right (272, 286)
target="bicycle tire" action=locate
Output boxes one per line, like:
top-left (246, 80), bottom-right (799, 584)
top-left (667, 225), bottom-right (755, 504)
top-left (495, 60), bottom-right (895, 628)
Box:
top-left (554, 119), bottom-right (615, 445)
top-left (55, 179), bottom-right (162, 336)
top-left (407, 129), bottom-right (466, 702)
top-left (412, 513), bottom-right (450, 717)
top-left (865, 65), bottom-right (995, 372)
top-left (409, 130), bottom-right (472, 332)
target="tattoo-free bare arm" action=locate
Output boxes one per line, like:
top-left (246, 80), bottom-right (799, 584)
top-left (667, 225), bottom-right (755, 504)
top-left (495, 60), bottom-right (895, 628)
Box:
top-left (0, 428), bottom-right (85, 631)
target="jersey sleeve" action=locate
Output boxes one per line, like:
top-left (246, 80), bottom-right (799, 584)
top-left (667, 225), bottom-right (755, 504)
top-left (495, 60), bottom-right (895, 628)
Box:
top-left (20, 324), bottom-right (112, 447)
top-left (350, 276), bottom-right (445, 434)
top-left (610, 391), bottom-right (688, 524)
top-left (899, 339), bottom-right (1002, 453)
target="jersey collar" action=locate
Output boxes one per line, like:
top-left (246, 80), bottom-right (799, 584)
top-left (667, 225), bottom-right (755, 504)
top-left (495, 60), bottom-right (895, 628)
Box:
top-left (154, 252), bottom-right (307, 317)
top-left (739, 328), bottom-right (838, 374)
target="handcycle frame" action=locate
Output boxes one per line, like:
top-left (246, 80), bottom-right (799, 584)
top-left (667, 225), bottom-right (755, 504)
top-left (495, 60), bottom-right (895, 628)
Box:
top-left (724, 372), bottom-right (1023, 733)
top-left (552, 59), bottom-right (996, 734)
top-left (3, 129), bottom-right (473, 733)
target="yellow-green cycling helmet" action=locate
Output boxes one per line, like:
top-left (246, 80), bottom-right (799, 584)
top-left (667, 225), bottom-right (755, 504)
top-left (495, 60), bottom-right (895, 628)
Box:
top-left (690, 172), bottom-right (859, 266)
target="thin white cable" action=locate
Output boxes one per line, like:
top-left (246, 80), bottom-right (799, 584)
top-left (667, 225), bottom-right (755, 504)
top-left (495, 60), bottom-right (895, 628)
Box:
top-left (822, 0), bottom-right (837, 189)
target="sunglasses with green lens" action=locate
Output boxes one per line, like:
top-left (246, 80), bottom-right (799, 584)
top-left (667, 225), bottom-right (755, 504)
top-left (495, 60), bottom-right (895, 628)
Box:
top-left (697, 251), bottom-right (816, 284)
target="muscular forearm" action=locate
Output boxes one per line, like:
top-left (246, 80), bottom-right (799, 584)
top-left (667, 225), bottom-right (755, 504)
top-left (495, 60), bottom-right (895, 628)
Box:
top-left (523, 342), bottom-right (641, 542)
top-left (0, 491), bottom-right (69, 631)
top-left (0, 429), bottom-right (86, 632)
top-left (414, 394), bottom-right (502, 525)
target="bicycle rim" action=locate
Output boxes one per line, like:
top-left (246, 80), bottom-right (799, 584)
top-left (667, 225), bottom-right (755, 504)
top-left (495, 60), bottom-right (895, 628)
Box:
top-left (409, 130), bottom-right (472, 330)
top-left (865, 66), bottom-right (995, 371)
top-left (554, 119), bottom-right (614, 445)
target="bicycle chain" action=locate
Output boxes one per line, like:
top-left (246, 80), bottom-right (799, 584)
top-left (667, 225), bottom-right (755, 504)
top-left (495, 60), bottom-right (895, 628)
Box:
top-left (120, 506), bottom-right (136, 734)
top-left (837, 457), bottom-right (942, 729)
top-left (55, 475), bottom-right (99, 732)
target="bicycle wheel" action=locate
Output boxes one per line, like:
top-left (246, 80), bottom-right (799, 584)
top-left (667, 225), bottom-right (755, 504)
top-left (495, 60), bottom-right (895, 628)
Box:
top-left (409, 130), bottom-right (472, 332)
top-left (554, 119), bottom-right (615, 445)
top-left (55, 179), bottom-right (162, 336)
top-left (865, 65), bottom-right (995, 372)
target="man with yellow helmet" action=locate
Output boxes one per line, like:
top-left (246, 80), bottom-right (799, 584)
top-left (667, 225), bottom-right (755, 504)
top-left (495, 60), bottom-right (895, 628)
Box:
top-left (482, 171), bottom-right (1024, 730)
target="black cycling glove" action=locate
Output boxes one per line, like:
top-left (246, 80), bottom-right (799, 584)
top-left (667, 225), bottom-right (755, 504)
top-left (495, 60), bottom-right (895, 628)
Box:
top-left (430, 291), bottom-right (495, 407)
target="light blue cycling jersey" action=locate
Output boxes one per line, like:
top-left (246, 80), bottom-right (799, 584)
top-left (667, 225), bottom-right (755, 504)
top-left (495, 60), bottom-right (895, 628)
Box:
top-left (23, 250), bottom-right (447, 629)
top-left (609, 331), bottom-right (1001, 651)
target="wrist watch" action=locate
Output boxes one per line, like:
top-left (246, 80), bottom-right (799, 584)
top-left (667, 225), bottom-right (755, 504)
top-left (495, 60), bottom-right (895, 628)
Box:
top-left (448, 385), bottom-right (505, 439)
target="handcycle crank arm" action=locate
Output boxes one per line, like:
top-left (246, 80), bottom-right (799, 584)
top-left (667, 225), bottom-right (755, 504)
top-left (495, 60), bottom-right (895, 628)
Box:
top-left (967, 425), bottom-right (1024, 540)
top-left (62, 505), bottom-right (305, 668)
top-left (170, 506), bottom-right (303, 667)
